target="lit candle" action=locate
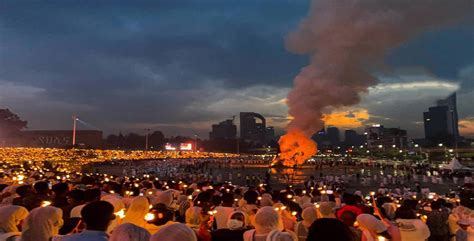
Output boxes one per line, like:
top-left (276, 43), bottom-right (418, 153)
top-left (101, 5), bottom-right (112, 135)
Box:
top-left (115, 209), bottom-right (125, 219)
top-left (41, 201), bottom-right (52, 207)
top-left (144, 213), bottom-right (155, 221)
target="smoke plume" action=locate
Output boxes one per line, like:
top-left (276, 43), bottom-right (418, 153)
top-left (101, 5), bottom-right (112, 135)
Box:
top-left (279, 0), bottom-right (472, 165)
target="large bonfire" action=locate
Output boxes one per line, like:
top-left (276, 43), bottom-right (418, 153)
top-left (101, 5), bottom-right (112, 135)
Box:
top-left (278, 0), bottom-right (471, 167)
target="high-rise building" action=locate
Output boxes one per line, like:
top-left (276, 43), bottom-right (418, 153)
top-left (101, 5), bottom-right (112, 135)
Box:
top-left (366, 125), bottom-right (407, 149)
top-left (311, 127), bottom-right (331, 149)
top-left (265, 127), bottom-right (276, 143)
top-left (209, 119), bottom-right (237, 140)
top-left (326, 127), bottom-right (340, 146)
top-left (344, 130), bottom-right (366, 147)
top-left (423, 92), bottom-right (459, 146)
top-left (240, 112), bottom-right (266, 144)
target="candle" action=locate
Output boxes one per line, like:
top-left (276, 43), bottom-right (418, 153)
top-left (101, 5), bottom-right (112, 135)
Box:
top-left (144, 213), bottom-right (155, 221)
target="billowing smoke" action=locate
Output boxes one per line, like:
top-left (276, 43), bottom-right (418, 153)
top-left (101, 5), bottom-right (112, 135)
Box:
top-left (279, 0), bottom-right (472, 165)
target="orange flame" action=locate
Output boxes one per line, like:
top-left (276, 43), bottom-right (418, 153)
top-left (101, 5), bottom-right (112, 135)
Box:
top-left (278, 129), bottom-right (317, 166)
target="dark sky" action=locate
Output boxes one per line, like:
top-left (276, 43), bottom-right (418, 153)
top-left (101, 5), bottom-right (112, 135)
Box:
top-left (1, 0), bottom-right (473, 138)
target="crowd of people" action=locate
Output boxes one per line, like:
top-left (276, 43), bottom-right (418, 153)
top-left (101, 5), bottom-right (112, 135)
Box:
top-left (0, 157), bottom-right (473, 241)
top-left (0, 148), bottom-right (239, 172)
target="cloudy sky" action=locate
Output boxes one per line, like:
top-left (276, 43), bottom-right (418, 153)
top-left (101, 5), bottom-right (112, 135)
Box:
top-left (0, 0), bottom-right (473, 139)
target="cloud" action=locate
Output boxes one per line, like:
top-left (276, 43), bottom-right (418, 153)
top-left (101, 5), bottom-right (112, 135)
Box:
top-left (369, 81), bottom-right (459, 93)
top-left (0, 1), bottom-right (471, 138)
top-left (459, 117), bottom-right (474, 137)
top-left (323, 109), bottom-right (370, 129)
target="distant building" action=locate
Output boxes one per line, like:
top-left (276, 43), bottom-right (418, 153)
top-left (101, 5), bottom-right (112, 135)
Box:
top-left (344, 130), bottom-right (366, 147)
top-left (240, 112), bottom-right (266, 144)
top-left (265, 127), bottom-right (276, 143)
top-left (424, 92), bottom-right (459, 146)
top-left (209, 119), bottom-right (237, 140)
top-left (326, 127), bottom-right (340, 146)
top-left (366, 125), bottom-right (407, 149)
top-left (311, 127), bottom-right (332, 149)
top-left (17, 130), bottom-right (103, 148)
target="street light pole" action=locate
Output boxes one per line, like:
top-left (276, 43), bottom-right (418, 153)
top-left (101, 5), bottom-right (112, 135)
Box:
top-left (450, 110), bottom-right (459, 158)
top-left (145, 129), bottom-right (150, 151)
top-left (194, 134), bottom-right (198, 152)
top-left (72, 115), bottom-right (78, 147)
top-left (237, 138), bottom-right (240, 154)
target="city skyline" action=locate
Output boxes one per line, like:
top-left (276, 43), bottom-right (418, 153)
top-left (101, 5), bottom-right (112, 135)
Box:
top-left (1, 1), bottom-right (473, 138)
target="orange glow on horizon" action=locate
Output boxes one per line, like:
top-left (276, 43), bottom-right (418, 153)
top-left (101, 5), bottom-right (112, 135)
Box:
top-left (459, 118), bottom-right (474, 136)
top-left (322, 109), bottom-right (369, 129)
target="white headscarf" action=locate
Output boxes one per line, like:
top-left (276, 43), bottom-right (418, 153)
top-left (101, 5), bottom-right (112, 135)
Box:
top-left (254, 206), bottom-right (281, 233)
top-left (0, 205), bottom-right (28, 233)
top-left (123, 196), bottom-right (149, 227)
top-left (109, 223), bottom-right (151, 241)
top-left (102, 196), bottom-right (125, 233)
top-left (150, 223), bottom-right (197, 241)
top-left (382, 202), bottom-right (398, 220)
top-left (317, 202), bottom-right (335, 219)
top-left (266, 230), bottom-right (296, 241)
top-left (227, 211), bottom-right (249, 230)
top-left (356, 214), bottom-right (387, 241)
top-left (301, 207), bottom-right (318, 227)
top-left (156, 191), bottom-right (173, 208)
top-left (185, 206), bottom-right (202, 227)
top-left (21, 206), bottom-right (63, 241)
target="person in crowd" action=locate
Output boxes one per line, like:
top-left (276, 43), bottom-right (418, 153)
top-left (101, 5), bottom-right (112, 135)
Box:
top-left (122, 196), bottom-right (150, 228)
top-left (214, 193), bottom-right (236, 229)
top-left (144, 203), bottom-right (177, 234)
top-left (455, 219), bottom-right (469, 241)
top-left (69, 188), bottom-right (101, 218)
top-left (448, 186), bottom-right (474, 241)
top-left (0, 205), bottom-right (29, 241)
top-left (243, 206), bottom-right (296, 241)
top-left (109, 223), bottom-right (150, 241)
top-left (52, 183), bottom-right (70, 209)
top-left (306, 218), bottom-right (355, 241)
top-left (294, 206), bottom-right (318, 241)
top-left (212, 211), bottom-right (249, 241)
top-left (357, 214), bottom-right (392, 241)
top-left (339, 211), bottom-right (361, 241)
top-left (317, 202), bottom-right (336, 219)
top-left (11, 185), bottom-right (33, 209)
top-left (395, 205), bottom-right (430, 241)
top-left (21, 206), bottom-right (64, 241)
top-left (426, 200), bottom-right (450, 241)
top-left (240, 190), bottom-right (259, 216)
top-left (59, 201), bottom-right (115, 241)
top-left (33, 181), bottom-right (50, 201)
top-left (150, 223), bottom-right (197, 241)
top-left (273, 202), bottom-right (296, 231)
top-left (62, 189), bottom-right (85, 221)
top-left (336, 194), bottom-right (362, 220)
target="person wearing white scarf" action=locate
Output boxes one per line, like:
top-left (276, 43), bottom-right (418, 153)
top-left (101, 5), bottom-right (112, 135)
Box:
top-left (295, 207), bottom-right (317, 241)
top-left (21, 206), bottom-right (63, 241)
top-left (109, 223), bottom-right (150, 241)
top-left (356, 214), bottom-right (391, 241)
top-left (122, 196), bottom-right (149, 227)
top-left (0, 205), bottom-right (28, 241)
top-left (150, 223), bottom-right (197, 241)
top-left (243, 207), bottom-right (296, 241)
